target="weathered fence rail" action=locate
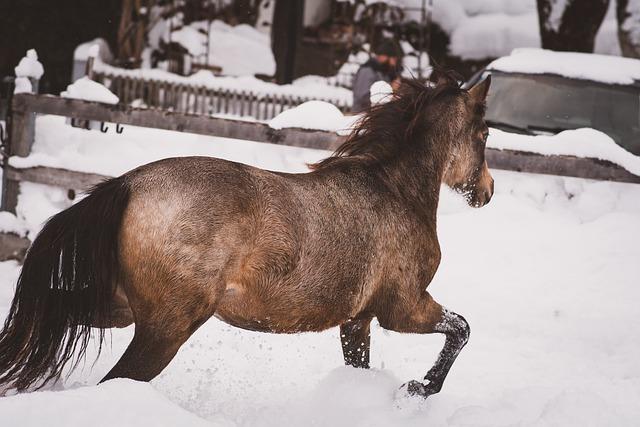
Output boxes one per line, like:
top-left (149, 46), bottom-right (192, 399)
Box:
top-left (1, 92), bottom-right (639, 261)
top-left (93, 70), bottom-right (352, 120)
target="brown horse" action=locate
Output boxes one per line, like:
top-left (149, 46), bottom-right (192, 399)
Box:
top-left (0, 74), bottom-right (493, 398)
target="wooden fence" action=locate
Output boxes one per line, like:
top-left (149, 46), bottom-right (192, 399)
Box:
top-left (93, 70), bottom-right (352, 120)
top-left (1, 92), bottom-right (639, 260)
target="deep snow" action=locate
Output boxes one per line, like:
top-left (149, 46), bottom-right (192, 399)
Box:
top-left (0, 121), bottom-right (639, 425)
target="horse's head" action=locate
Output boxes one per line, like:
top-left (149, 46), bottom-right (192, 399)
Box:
top-left (311, 73), bottom-right (494, 210)
top-left (441, 76), bottom-right (494, 208)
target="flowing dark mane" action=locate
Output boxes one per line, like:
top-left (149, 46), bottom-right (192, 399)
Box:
top-left (311, 71), bottom-right (464, 170)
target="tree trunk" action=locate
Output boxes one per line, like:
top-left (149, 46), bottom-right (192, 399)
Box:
top-left (617, 0), bottom-right (640, 58)
top-left (537, 0), bottom-right (609, 52)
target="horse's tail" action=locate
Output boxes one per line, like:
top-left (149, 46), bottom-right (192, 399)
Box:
top-left (0, 177), bottom-right (131, 390)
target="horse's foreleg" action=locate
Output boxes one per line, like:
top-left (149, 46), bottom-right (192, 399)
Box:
top-left (378, 292), bottom-right (470, 398)
top-left (340, 317), bottom-right (372, 369)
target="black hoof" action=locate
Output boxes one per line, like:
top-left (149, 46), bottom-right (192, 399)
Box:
top-left (400, 380), bottom-right (439, 399)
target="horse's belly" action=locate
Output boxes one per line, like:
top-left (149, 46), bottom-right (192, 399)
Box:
top-left (214, 284), bottom-right (349, 333)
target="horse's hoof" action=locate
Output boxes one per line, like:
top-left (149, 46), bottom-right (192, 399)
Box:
top-left (399, 380), bottom-right (438, 399)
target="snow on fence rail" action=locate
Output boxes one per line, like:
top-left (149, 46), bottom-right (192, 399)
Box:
top-left (0, 93), bottom-right (342, 213)
top-left (1, 92), bottom-right (639, 261)
top-left (92, 70), bottom-right (352, 121)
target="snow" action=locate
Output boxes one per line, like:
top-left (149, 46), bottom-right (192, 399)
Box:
top-left (1, 167), bottom-right (639, 425)
top-left (168, 20), bottom-right (276, 77)
top-left (14, 49), bottom-right (44, 80)
top-left (432, 0), bottom-right (621, 61)
top-left (595, 16), bottom-right (623, 56)
top-left (456, 0), bottom-right (535, 15)
top-left (60, 77), bottom-right (120, 104)
top-left (74, 38), bottom-right (113, 62)
top-left (87, 44), bottom-right (101, 59)
top-left (8, 114), bottom-right (639, 189)
top-left (94, 62), bottom-right (352, 107)
top-left (369, 80), bottom-right (393, 105)
top-left (268, 101), bottom-right (355, 133)
top-left (0, 379), bottom-right (216, 427)
top-left (0, 212), bottom-right (28, 237)
top-left (13, 77), bottom-right (32, 95)
top-left (266, 82), bottom-right (389, 134)
top-left (488, 128), bottom-right (640, 176)
top-left (450, 13), bottom-right (540, 61)
top-left (488, 48), bottom-right (640, 85)
top-left (8, 115), bottom-right (330, 183)
top-left (1, 112), bottom-right (640, 425)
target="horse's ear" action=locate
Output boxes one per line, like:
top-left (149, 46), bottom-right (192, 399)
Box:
top-left (469, 74), bottom-right (491, 102)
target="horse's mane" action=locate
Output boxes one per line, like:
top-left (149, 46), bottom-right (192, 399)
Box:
top-left (311, 70), bottom-right (464, 170)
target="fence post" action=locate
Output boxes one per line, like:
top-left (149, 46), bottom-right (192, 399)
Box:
top-left (1, 88), bottom-right (36, 213)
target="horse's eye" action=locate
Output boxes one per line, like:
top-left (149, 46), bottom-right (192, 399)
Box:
top-left (481, 132), bottom-right (489, 143)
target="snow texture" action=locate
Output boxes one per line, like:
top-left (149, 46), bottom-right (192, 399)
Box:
top-left (488, 128), bottom-right (640, 176)
top-left (0, 379), bottom-right (216, 427)
top-left (369, 80), bottom-right (393, 105)
top-left (488, 48), bottom-right (640, 85)
top-left (168, 20), bottom-right (275, 76)
top-left (74, 38), bottom-right (113, 62)
top-left (0, 212), bottom-right (28, 237)
top-left (60, 77), bottom-right (120, 104)
top-left (14, 49), bottom-right (44, 80)
top-left (268, 101), bottom-right (356, 133)
top-left (87, 44), bottom-right (101, 59)
top-left (13, 77), bottom-right (32, 95)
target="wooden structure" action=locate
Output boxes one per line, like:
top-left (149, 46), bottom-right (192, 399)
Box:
top-left (1, 91), bottom-right (639, 261)
top-left (92, 69), bottom-right (352, 120)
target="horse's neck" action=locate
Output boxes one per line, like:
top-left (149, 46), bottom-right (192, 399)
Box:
top-left (379, 137), bottom-right (449, 219)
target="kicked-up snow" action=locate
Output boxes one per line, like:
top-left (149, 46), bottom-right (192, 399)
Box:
top-left (0, 120), bottom-right (639, 425)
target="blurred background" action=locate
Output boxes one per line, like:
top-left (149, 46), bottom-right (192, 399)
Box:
top-left (0, 0), bottom-right (633, 95)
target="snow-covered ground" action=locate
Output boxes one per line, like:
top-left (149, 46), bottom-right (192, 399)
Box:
top-left (0, 116), bottom-right (639, 425)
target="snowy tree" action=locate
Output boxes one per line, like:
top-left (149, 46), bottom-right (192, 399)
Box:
top-left (536, 0), bottom-right (610, 52)
top-left (617, 0), bottom-right (640, 58)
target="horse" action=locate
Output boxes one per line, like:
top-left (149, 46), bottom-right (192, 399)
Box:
top-left (0, 73), bottom-right (493, 398)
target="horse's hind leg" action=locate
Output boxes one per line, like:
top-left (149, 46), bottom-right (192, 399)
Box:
top-left (377, 292), bottom-right (470, 398)
top-left (100, 283), bottom-right (218, 382)
top-left (100, 323), bottom-right (193, 382)
top-left (340, 317), bottom-right (372, 369)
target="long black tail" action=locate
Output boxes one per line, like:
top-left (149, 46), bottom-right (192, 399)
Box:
top-left (0, 177), bottom-right (130, 390)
